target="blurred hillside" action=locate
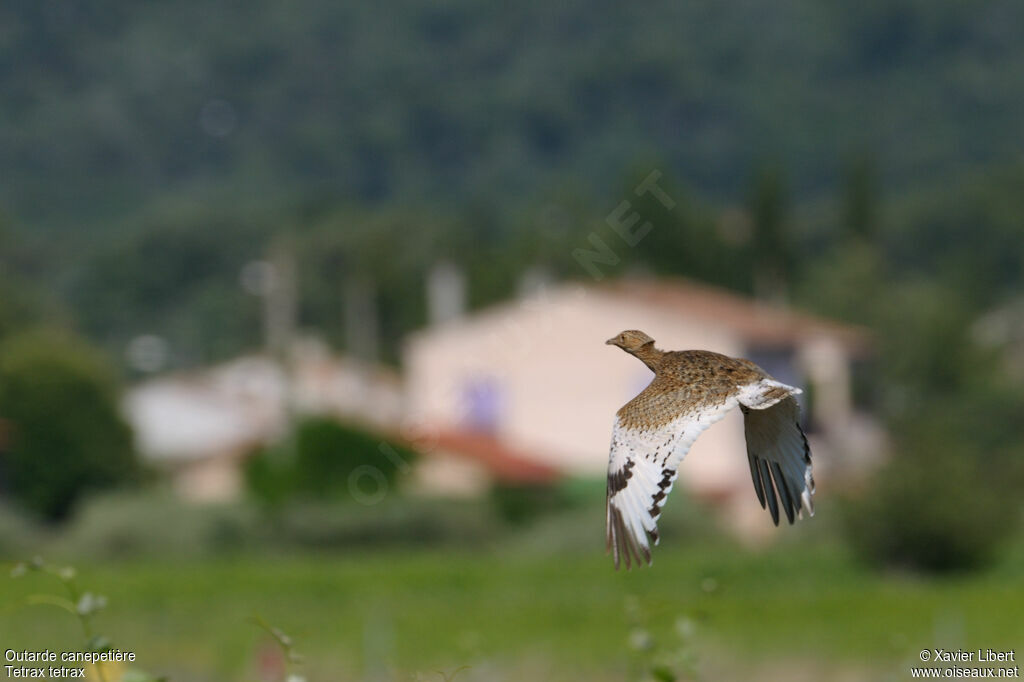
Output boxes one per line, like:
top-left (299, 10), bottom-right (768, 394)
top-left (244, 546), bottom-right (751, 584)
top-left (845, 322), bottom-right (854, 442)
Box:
top-left (0, 0), bottom-right (1021, 536)
top-left (3, 0), bottom-right (1024, 229)
top-left (2, 5), bottom-right (1024, 678)
top-left (3, 0), bottom-right (1024, 368)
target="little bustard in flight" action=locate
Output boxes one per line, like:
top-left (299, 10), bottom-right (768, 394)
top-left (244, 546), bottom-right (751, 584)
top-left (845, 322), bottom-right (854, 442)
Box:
top-left (605, 330), bottom-right (815, 569)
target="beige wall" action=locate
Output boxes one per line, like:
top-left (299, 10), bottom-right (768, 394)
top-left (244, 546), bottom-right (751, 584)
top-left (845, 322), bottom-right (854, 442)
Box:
top-left (404, 284), bottom-right (754, 494)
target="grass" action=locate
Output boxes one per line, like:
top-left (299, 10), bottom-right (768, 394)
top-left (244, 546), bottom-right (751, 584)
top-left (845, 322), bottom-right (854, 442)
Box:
top-left (3, 540), bottom-right (1023, 681)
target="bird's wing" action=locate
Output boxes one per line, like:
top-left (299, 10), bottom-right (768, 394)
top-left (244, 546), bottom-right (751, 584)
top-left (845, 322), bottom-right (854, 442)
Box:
top-left (741, 393), bottom-right (815, 526)
top-left (606, 382), bottom-right (740, 570)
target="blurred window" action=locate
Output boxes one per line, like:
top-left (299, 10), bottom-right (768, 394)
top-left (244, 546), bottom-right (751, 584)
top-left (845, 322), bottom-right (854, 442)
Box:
top-left (746, 346), bottom-right (798, 386)
top-left (461, 377), bottom-right (504, 433)
top-left (746, 346), bottom-right (816, 431)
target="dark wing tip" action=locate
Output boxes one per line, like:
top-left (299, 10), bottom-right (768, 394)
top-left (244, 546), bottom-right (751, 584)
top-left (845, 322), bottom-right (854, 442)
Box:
top-left (749, 456), bottom-right (767, 509)
top-left (770, 461), bottom-right (797, 525)
top-left (608, 504), bottom-right (652, 570)
top-left (759, 458), bottom-right (781, 526)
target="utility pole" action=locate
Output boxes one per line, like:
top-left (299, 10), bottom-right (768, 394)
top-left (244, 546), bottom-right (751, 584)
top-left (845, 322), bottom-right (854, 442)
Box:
top-left (265, 242), bottom-right (297, 359)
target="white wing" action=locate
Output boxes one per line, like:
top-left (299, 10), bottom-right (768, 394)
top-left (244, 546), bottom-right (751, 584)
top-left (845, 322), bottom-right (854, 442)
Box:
top-left (605, 398), bottom-right (738, 570)
top-left (606, 377), bottom-right (810, 569)
top-left (742, 394), bottom-right (815, 525)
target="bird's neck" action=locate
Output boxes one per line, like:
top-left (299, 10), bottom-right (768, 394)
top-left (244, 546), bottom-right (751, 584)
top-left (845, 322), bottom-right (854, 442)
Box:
top-left (630, 343), bottom-right (664, 372)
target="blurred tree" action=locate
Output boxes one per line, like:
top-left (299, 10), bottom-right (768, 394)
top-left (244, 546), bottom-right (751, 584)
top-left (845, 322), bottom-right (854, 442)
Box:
top-left (0, 330), bottom-right (138, 521)
top-left (244, 443), bottom-right (295, 508)
top-left (843, 453), bottom-right (1005, 573)
top-left (838, 278), bottom-right (1024, 572)
top-left (571, 166), bottom-right (755, 293)
top-left (7, 0), bottom-right (1024, 234)
top-left (297, 208), bottom-right (438, 364)
top-left (69, 210), bottom-right (268, 367)
top-left (294, 204), bottom-right (523, 364)
top-left (843, 407), bottom-right (1014, 573)
top-left (245, 416), bottom-right (418, 504)
top-left (797, 164), bottom-right (1024, 573)
top-left (292, 417), bottom-right (414, 499)
top-left (0, 220), bottom-right (68, 340)
top-left (795, 241), bottom-right (884, 326)
top-left (0, 275), bottom-right (52, 341)
top-left (626, 169), bottom-right (712, 278)
top-left (748, 165), bottom-right (793, 301)
top-left (490, 482), bottom-right (568, 525)
top-left (889, 163), bottom-right (1024, 308)
top-left (842, 155), bottom-right (877, 242)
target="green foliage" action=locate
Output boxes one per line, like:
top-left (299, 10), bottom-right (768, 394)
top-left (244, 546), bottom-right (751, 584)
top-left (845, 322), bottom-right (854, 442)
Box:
top-left (13, 490), bottom-right (505, 559)
top-left (841, 155), bottom-right (877, 241)
top-left (245, 417), bottom-right (418, 505)
top-left (622, 168), bottom-right (755, 294)
top-left (0, 502), bottom-right (34, 556)
top-left (291, 417), bottom-right (404, 498)
top-left (490, 482), bottom-right (569, 525)
top-left (797, 188), bottom-right (1024, 575)
top-left (244, 446), bottom-right (295, 509)
top-left (51, 489), bottom-right (258, 558)
top-left (295, 209), bottom-right (450, 362)
top-left (264, 498), bottom-right (499, 551)
top-left (249, 616), bottom-right (306, 682)
top-left (8, 482), bottom-right (730, 559)
top-left (68, 211), bottom-right (269, 367)
top-left (0, 275), bottom-right (58, 342)
top-left (748, 165), bottom-right (794, 298)
top-left (888, 163), bottom-right (1024, 306)
top-left (4, 0), bottom-right (1024, 379)
top-left (843, 444), bottom-right (1009, 574)
top-left (835, 278), bottom-right (1024, 572)
top-left (6, 0), bottom-right (1024, 231)
top-left (7, 544), bottom-right (1024, 679)
top-left (0, 330), bottom-right (138, 521)
top-left (10, 557), bottom-right (166, 682)
top-left (0, 225), bottom-right (68, 341)
top-left (625, 596), bottom-right (700, 682)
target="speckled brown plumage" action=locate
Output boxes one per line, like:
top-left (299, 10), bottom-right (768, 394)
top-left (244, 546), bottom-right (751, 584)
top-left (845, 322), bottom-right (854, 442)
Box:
top-left (616, 349), bottom-right (766, 430)
top-left (604, 329), bottom-right (816, 570)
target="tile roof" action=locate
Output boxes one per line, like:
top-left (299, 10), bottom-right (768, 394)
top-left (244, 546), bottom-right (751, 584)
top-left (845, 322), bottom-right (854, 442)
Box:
top-left (429, 429), bottom-right (562, 484)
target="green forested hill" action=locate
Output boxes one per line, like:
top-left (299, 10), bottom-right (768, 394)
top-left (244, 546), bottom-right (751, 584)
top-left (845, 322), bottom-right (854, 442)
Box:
top-left (2, 1), bottom-right (1023, 546)
top-left (4, 0), bottom-right (1024, 372)
top-left (3, 0), bottom-right (1024, 230)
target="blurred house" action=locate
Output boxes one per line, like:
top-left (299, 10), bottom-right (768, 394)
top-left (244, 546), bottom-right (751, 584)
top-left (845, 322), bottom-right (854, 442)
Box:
top-left (404, 277), bottom-right (884, 539)
top-left (123, 339), bottom-right (403, 502)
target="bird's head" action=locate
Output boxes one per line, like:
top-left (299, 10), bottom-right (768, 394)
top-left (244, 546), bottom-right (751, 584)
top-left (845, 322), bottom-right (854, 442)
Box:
top-left (606, 329), bottom-right (655, 353)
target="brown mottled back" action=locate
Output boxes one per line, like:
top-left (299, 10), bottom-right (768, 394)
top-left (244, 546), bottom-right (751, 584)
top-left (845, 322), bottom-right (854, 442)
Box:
top-left (616, 350), bottom-right (766, 430)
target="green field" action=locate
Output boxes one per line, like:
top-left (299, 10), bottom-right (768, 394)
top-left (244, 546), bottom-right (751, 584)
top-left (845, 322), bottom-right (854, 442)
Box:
top-left (3, 541), bottom-right (1022, 682)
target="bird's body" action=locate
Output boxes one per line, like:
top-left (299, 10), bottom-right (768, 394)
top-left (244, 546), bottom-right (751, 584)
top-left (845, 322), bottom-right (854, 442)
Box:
top-left (604, 330), bottom-right (815, 569)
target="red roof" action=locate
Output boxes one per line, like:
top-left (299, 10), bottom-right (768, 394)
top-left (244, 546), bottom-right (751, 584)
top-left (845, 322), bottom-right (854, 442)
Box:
top-left (429, 429), bottom-right (562, 484)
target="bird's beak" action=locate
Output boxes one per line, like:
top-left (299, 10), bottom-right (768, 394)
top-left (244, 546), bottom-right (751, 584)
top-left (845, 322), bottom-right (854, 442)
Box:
top-left (605, 337), bottom-right (617, 346)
